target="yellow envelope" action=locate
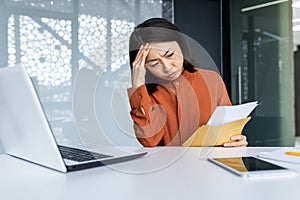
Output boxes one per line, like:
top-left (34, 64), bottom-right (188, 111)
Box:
top-left (182, 117), bottom-right (251, 147)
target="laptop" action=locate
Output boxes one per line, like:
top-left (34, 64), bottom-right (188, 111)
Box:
top-left (0, 64), bottom-right (147, 172)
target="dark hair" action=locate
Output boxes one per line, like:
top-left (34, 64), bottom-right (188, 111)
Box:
top-left (129, 18), bottom-right (196, 94)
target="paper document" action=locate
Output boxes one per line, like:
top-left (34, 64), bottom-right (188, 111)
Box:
top-left (182, 101), bottom-right (258, 147)
top-left (207, 101), bottom-right (258, 126)
top-left (258, 148), bottom-right (300, 164)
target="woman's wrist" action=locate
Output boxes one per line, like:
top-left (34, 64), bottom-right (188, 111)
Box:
top-left (132, 78), bottom-right (145, 89)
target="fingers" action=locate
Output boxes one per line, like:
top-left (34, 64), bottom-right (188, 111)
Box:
top-left (131, 43), bottom-right (151, 88)
top-left (223, 135), bottom-right (248, 147)
top-left (139, 43), bottom-right (151, 67)
top-left (132, 43), bottom-right (151, 68)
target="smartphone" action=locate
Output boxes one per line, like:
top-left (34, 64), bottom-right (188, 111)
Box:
top-left (208, 156), bottom-right (297, 179)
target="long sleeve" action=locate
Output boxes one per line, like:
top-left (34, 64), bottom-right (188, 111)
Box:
top-left (127, 85), bottom-right (168, 147)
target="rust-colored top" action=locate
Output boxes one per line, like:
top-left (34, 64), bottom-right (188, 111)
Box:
top-left (127, 69), bottom-right (232, 147)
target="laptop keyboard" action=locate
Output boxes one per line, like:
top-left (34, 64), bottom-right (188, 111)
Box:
top-left (58, 145), bottom-right (113, 162)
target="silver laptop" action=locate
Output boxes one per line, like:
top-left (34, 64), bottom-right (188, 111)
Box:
top-left (0, 64), bottom-right (147, 172)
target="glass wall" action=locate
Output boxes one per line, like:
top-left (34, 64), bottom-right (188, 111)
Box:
top-left (230, 0), bottom-right (295, 146)
top-left (0, 0), bottom-right (173, 150)
top-left (293, 0), bottom-right (300, 137)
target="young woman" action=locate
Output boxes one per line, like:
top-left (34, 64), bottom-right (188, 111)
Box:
top-left (127, 18), bottom-right (247, 147)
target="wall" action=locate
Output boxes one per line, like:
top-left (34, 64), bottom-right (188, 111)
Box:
top-left (174, 0), bottom-right (222, 72)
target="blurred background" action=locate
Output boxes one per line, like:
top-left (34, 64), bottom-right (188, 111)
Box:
top-left (0, 0), bottom-right (300, 151)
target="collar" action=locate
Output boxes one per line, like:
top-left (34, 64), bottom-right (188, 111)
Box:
top-left (160, 69), bottom-right (195, 88)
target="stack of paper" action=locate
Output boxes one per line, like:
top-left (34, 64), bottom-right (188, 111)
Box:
top-left (258, 148), bottom-right (300, 164)
top-left (182, 101), bottom-right (258, 147)
top-left (207, 101), bottom-right (258, 126)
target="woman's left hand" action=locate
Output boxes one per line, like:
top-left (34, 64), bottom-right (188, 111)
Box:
top-left (223, 135), bottom-right (248, 147)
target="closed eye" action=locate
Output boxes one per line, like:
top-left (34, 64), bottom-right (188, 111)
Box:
top-left (150, 63), bottom-right (159, 67)
top-left (166, 52), bottom-right (174, 57)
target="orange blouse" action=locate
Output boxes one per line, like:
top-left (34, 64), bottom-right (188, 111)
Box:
top-left (127, 69), bottom-right (232, 147)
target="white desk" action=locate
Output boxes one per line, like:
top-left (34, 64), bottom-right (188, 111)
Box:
top-left (0, 147), bottom-right (300, 200)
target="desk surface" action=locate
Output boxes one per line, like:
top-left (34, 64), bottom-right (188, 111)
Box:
top-left (1, 147), bottom-right (300, 200)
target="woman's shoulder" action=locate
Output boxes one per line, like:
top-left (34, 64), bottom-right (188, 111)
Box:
top-left (194, 68), bottom-right (222, 79)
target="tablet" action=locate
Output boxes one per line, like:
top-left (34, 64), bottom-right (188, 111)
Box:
top-left (208, 156), bottom-right (297, 179)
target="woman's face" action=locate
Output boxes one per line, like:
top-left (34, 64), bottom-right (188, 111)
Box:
top-left (145, 41), bottom-right (184, 81)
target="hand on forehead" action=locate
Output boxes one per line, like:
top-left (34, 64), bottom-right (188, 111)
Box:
top-left (146, 41), bottom-right (183, 59)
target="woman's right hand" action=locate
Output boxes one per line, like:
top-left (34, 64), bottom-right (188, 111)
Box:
top-left (132, 43), bottom-right (151, 89)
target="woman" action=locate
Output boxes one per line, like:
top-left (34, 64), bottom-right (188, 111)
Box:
top-left (127, 18), bottom-right (247, 147)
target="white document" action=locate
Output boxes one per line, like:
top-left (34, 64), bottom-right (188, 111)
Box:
top-left (207, 101), bottom-right (258, 126)
top-left (258, 148), bottom-right (300, 164)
